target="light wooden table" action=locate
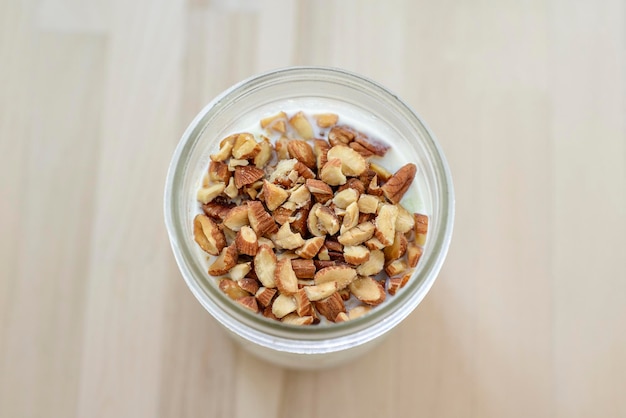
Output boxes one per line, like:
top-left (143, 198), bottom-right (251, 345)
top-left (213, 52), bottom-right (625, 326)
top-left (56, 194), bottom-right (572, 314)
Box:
top-left (1, 0), bottom-right (624, 417)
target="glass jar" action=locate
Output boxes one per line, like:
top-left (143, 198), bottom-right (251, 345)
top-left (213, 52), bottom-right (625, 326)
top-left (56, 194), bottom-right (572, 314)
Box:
top-left (164, 67), bottom-right (454, 369)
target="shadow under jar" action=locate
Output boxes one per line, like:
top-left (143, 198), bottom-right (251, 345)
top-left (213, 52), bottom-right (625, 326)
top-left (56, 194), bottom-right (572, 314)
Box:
top-left (164, 67), bottom-right (454, 369)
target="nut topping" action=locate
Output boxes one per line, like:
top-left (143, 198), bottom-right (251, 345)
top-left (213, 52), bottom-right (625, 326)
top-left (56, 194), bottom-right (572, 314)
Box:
top-left (194, 110), bottom-right (428, 326)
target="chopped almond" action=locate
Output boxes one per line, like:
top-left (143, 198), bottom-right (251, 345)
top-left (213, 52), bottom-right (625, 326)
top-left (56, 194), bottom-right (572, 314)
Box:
top-left (338, 221), bottom-right (375, 246)
top-left (208, 244), bottom-right (238, 276)
top-left (193, 214), bottom-right (226, 256)
top-left (387, 270), bottom-right (412, 296)
top-left (273, 222), bottom-right (305, 250)
top-left (254, 245), bottom-right (277, 288)
top-left (383, 231), bottom-right (408, 263)
top-left (374, 203), bottom-right (398, 246)
top-left (275, 258), bottom-right (298, 295)
top-left (381, 163), bottom-right (417, 204)
top-left (349, 276), bottom-right (386, 306)
top-left (295, 236), bottom-right (325, 259)
top-left (303, 281), bottom-right (337, 301)
top-left (385, 259), bottom-right (409, 277)
top-left (234, 165), bottom-right (264, 189)
top-left (282, 313), bottom-right (314, 325)
top-left (333, 188), bottom-right (359, 209)
top-left (255, 286), bottom-right (277, 307)
top-left (236, 296), bottom-right (259, 313)
top-left (320, 158), bottom-right (347, 186)
top-left (287, 140), bottom-right (316, 169)
top-left (327, 145), bottom-right (367, 176)
top-left (222, 205), bottom-right (250, 231)
top-left (237, 276), bottom-right (259, 294)
top-left (313, 292), bottom-right (346, 322)
top-left (344, 245), bottom-right (371, 265)
top-left (407, 243), bottom-right (423, 267)
top-left (314, 265), bottom-right (357, 290)
top-left (294, 288), bottom-right (314, 316)
top-left (357, 194), bottom-right (379, 214)
top-left (289, 111), bottom-right (314, 139)
top-left (229, 263), bottom-right (252, 281)
top-left (247, 201), bottom-right (278, 236)
top-left (348, 305), bottom-right (372, 320)
top-left (197, 183), bottom-right (226, 204)
top-left (271, 293), bottom-right (297, 318)
top-left (395, 204), bottom-right (416, 233)
top-left (254, 137), bottom-right (273, 168)
top-left (356, 249), bottom-right (385, 276)
top-left (219, 278), bottom-right (249, 300)
top-left (315, 113), bottom-right (338, 128)
top-left (235, 226), bottom-right (258, 256)
top-left (313, 139), bottom-right (330, 170)
top-left (291, 259), bottom-right (316, 279)
top-left (262, 180), bottom-right (289, 211)
top-left (315, 205), bottom-right (340, 235)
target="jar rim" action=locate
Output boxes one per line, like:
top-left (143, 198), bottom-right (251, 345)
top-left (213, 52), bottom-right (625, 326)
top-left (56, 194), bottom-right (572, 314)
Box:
top-left (164, 66), bottom-right (455, 354)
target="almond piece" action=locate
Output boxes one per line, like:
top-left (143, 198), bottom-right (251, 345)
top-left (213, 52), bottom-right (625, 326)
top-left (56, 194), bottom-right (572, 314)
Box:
top-left (353, 136), bottom-right (390, 157)
top-left (231, 133), bottom-right (259, 159)
top-left (333, 188), bottom-right (359, 209)
top-left (328, 251), bottom-right (345, 262)
top-left (335, 312), bottom-right (350, 322)
top-left (315, 113), bottom-right (338, 128)
top-left (208, 161), bottom-right (231, 183)
top-left (229, 263), bottom-right (252, 281)
top-left (234, 296), bottom-right (258, 313)
top-left (328, 126), bottom-right (356, 146)
top-left (315, 205), bottom-right (340, 236)
top-left (235, 226), bottom-right (258, 256)
top-left (338, 178), bottom-right (366, 195)
top-left (313, 292), bottom-right (346, 322)
top-left (287, 140), bottom-right (316, 169)
top-left (210, 135), bottom-right (235, 162)
top-left (197, 183), bottom-right (226, 204)
top-left (268, 158), bottom-right (297, 184)
top-left (414, 213), bottom-right (429, 246)
top-left (262, 180), bottom-right (289, 211)
top-left (387, 270), bottom-right (413, 296)
top-left (254, 137), bottom-right (273, 168)
top-left (344, 245), bottom-right (370, 265)
top-left (273, 222), bottom-right (305, 250)
top-left (381, 163), bottom-right (417, 204)
top-left (222, 205), bottom-right (250, 231)
top-left (316, 247), bottom-right (331, 261)
top-left (289, 111), bottom-right (314, 139)
top-left (320, 158), bottom-right (347, 186)
top-left (341, 201), bottom-right (360, 232)
top-left (294, 288), bottom-right (314, 316)
top-left (385, 259), bottom-right (409, 277)
top-left (383, 231), bottom-right (408, 263)
top-left (324, 239), bottom-right (343, 252)
top-left (288, 184), bottom-right (311, 208)
top-left (295, 236), bottom-right (325, 259)
top-left (263, 306), bottom-right (278, 320)
top-left (275, 136), bottom-right (291, 160)
top-left (193, 214), bottom-right (227, 256)
top-left (395, 204), bottom-right (416, 233)
top-left (357, 194), bottom-right (379, 214)
top-left (364, 237), bottom-right (386, 251)
top-left (294, 161), bottom-right (316, 179)
top-left (282, 313), bottom-right (314, 326)
top-left (349, 276), bottom-right (386, 306)
top-left (407, 243), bottom-right (423, 268)
top-left (307, 203), bottom-right (325, 237)
top-left (202, 200), bottom-right (234, 221)
top-left (313, 139), bottom-right (330, 171)
top-left (291, 259), bottom-right (316, 279)
top-left (275, 258), bottom-right (299, 295)
top-left (255, 286), bottom-right (277, 308)
top-left (271, 293), bottom-right (297, 318)
top-left (254, 245), bottom-right (277, 288)
top-left (260, 111), bottom-right (287, 129)
top-left (348, 305), bottom-right (372, 320)
top-left (370, 162), bottom-right (392, 181)
top-left (219, 278), bottom-right (249, 300)
top-left (227, 158), bottom-right (249, 171)
top-left (338, 221), bottom-right (376, 246)
top-left (234, 165), bottom-right (264, 189)
top-left (303, 282), bottom-right (337, 301)
top-left (374, 203), bottom-right (398, 246)
top-left (247, 201), bottom-right (278, 236)
top-left (208, 244), bottom-right (238, 276)
top-left (290, 205), bottom-right (310, 237)
top-left (237, 276), bottom-right (259, 294)
top-left (305, 178), bottom-right (333, 203)
top-left (367, 175), bottom-right (383, 196)
top-left (356, 249), bottom-right (384, 276)
top-left (327, 145), bottom-right (367, 176)
top-left (314, 265), bottom-right (357, 290)
top-left (224, 177), bottom-right (238, 199)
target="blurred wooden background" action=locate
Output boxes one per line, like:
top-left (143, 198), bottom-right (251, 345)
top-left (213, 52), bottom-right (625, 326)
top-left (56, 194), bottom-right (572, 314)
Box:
top-left (1, 0), bottom-right (624, 417)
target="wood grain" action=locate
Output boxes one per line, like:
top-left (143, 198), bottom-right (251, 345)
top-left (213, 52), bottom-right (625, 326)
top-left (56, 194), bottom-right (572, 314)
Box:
top-left (0, 0), bottom-right (624, 417)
